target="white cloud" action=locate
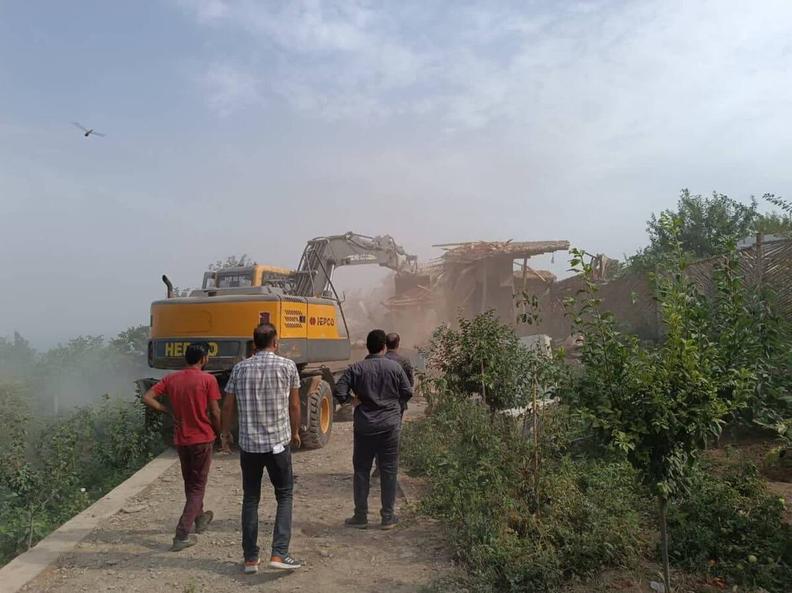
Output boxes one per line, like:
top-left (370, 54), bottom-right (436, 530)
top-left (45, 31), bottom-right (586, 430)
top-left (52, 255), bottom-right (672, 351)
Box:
top-left (202, 63), bottom-right (261, 116)
top-left (180, 0), bottom-right (792, 151)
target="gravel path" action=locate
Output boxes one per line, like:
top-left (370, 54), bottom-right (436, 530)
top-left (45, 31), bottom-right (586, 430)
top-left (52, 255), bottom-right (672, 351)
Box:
top-left (21, 405), bottom-right (449, 593)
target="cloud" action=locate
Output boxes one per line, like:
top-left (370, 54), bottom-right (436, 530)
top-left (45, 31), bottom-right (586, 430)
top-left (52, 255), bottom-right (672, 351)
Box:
top-left (178, 0), bottom-right (792, 144)
top-left (202, 62), bottom-right (261, 116)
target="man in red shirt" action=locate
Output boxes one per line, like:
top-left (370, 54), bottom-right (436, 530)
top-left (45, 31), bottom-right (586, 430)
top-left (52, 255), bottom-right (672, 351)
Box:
top-left (143, 343), bottom-right (222, 551)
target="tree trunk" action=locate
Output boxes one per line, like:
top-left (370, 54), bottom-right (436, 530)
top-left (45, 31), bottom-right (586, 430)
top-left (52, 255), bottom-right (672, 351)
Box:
top-left (658, 496), bottom-right (671, 593)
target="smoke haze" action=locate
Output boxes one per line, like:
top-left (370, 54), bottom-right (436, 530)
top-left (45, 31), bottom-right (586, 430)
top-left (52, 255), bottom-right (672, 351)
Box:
top-left (2, 1), bottom-right (792, 347)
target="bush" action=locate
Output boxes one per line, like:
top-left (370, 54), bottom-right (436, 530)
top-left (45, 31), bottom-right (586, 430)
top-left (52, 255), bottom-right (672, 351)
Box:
top-left (0, 383), bottom-right (163, 566)
top-left (403, 397), bottom-right (646, 593)
top-left (667, 462), bottom-right (792, 592)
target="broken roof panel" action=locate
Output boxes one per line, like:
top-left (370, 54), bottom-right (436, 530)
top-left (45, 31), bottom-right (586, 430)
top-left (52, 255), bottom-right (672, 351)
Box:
top-left (435, 240), bottom-right (570, 264)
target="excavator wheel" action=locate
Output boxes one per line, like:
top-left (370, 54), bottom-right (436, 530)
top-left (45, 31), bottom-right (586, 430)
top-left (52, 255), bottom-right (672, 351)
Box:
top-left (300, 380), bottom-right (334, 450)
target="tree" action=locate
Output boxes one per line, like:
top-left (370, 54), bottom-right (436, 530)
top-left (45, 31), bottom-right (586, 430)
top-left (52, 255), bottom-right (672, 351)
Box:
top-left (208, 254), bottom-right (253, 270)
top-left (0, 332), bottom-right (36, 378)
top-left (628, 190), bottom-right (757, 271)
top-left (110, 325), bottom-right (150, 363)
top-left (426, 312), bottom-right (536, 414)
top-left (568, 214), bottom-right (753, 592)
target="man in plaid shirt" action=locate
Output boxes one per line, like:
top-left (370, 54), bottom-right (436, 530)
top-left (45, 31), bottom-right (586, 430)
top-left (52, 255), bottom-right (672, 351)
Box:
top-left (220, 323), bottom-right (303, 573)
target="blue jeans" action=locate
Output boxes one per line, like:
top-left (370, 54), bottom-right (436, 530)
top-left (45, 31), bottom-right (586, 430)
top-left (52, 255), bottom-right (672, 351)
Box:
top-left (240, 446), bottom-right (293, 560)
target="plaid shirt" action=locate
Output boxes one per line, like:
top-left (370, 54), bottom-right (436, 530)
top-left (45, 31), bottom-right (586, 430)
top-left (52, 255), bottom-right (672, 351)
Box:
top-left (225, 351), bottom-right (301, 453)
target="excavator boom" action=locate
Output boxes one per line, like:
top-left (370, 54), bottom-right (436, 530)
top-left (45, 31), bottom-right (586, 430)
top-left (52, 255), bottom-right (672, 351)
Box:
top-left (293, 232), bottom-right (418, 298)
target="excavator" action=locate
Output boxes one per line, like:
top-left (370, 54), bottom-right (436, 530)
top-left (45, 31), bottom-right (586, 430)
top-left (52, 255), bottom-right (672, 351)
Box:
top-left (137, 232), bottom-right (418, 449)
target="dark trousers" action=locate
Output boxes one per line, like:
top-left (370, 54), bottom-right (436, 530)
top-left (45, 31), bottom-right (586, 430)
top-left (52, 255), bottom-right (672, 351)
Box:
top-left (353, 428), bottom-right (400, 520)
top-left (240, 447), bottom-right (293, 561)
top-left (175, 442), bottom-right (213, 539)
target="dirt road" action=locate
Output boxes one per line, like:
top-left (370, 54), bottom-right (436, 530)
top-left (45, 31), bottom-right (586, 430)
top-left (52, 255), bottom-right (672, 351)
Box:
top-left (21, 406), bottom-right (450, 593)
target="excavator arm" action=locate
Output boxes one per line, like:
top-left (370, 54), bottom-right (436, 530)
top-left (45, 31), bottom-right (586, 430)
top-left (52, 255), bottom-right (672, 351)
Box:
top-left (293, 232), bottom-right (418, 298)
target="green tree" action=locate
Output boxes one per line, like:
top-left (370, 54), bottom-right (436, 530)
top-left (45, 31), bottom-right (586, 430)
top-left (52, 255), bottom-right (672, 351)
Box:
top-left (425, 312), bottom-right (538, 414)
top-left (0, 332), bottom-right (36, 378)
top-left (628, 190), bottom-right (758, 271)
top-left (568, 214), bottom-right (753, 592)
top-left (110, 325), bottom-right (150, 363)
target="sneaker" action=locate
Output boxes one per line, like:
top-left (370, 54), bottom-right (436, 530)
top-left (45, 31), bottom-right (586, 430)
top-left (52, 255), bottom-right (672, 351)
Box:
top-left (194, 510), bottom-right (214, 534)
top-left (243, 558), bottom-right (260, 574)
top-left (170, 534), bottom-right (197, 552)
top-left (344, 515), bottom-right (368, 529)
top-left (269, 554), bottom-right (303, 570)
top-left (381, 515), bottom-right (399, 531)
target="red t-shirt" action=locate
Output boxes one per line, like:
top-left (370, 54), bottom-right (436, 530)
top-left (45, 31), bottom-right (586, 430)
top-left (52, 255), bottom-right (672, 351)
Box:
top-left (152, 368), bottom-right (221, 446)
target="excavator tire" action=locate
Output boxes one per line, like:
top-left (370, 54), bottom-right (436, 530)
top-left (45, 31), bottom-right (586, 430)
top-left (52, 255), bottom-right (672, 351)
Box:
top-left (300, 380), bottom-right (333, 450)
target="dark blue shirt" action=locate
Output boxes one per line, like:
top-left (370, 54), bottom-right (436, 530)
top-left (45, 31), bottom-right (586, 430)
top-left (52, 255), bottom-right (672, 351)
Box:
top-left (334, 354), bottom-right (413, 434)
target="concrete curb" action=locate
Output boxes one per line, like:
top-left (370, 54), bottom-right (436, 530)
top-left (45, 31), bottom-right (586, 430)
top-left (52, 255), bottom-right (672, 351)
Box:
top-left (0, 448), bottom-right (179, 593)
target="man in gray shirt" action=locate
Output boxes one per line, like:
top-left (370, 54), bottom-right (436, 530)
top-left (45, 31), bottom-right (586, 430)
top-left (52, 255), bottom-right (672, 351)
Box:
top-left (335, 329), bottom-right (412, 530)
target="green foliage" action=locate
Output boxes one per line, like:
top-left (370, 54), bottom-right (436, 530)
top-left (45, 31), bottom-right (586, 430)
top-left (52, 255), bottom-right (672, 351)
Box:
top-left (208, 254), bottom-right (253, 270)
top-left (567, 214), bottom-right (759, 591)
top-left (110, 325), bottom-right (150, 363)
top-left (627, 190), bottom-right (792, 273)
top-left (707, 249), bottom-right (792, 438)
top-left (667, 462), bottom-right (792, 591)
top-left (568, 218), bottom-right (749, 496)
top-left (424, 311), bottom-right (566, 414)
top-left (0, 332), bottom-right (36, 378)
top-left (0, 385), bottom-right (163, 565)
top-left (403, 397), bottom-right (645, 593)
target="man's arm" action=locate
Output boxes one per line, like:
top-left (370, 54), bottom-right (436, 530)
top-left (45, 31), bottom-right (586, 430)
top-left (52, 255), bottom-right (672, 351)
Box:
top-left (334, 367), bottom-right (353, 404)
top-left (220, 392), bottom-right (236, 452)
top-left (209, 400), bottom-right (222, 438)
top-left (142, 379), bottom-right (169, 414)
top-left (397, 367), bottom-right (413, 409)
top-left (207, 376), bottom-right (222, 438)
top-left (289, 388), bottom-right (301, 448)
top-left (403, 359), bottom-right (415, 388)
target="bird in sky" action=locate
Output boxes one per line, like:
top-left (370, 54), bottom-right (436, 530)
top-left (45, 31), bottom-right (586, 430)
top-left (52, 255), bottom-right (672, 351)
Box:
top-left (71, 122), bottom-right (106, 137)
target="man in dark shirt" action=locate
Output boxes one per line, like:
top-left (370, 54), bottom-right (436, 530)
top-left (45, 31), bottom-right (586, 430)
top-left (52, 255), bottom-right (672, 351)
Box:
top-left (335, 329), bottom-right (412, 530)
top-left (384, 332), bottom-right (414, 406)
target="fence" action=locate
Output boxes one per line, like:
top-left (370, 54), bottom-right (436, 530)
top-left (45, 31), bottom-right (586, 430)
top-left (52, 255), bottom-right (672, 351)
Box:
top-left (528, 235), bottom-right (792, 342)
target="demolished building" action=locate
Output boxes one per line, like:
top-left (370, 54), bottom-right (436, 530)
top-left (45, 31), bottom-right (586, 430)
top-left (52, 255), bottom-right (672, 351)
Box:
top-left (385, 239), bottom-right (570, 343)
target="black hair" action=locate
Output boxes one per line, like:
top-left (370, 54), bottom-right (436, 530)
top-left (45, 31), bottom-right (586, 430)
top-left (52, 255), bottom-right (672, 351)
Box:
top-left (185, 343), bottom-right (209, 365)
top-left (385, 332), bottom-right (400, 350)
top-left (254, 323), bottom-right (278, 349)
top-left (366, 329), bottom-right (387, 354)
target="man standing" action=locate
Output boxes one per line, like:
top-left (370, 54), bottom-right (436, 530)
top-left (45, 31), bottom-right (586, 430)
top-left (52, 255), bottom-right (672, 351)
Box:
top-left (221, 323), bottom-right (303, 573)
top-left (384, 332), bottom-right (414, 409)
top-left (335, 329), bottom-right (412, 530)
top-left (142, 343), bottom-right (221, 551)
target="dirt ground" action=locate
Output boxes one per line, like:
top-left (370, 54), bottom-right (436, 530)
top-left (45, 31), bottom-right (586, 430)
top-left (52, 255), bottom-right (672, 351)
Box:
top-left (21, 403), bottom-right (451, 593)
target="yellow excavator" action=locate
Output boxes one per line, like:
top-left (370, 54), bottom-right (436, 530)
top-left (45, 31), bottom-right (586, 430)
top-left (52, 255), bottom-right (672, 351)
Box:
top-left (137, 232), bottom-right (417, 449)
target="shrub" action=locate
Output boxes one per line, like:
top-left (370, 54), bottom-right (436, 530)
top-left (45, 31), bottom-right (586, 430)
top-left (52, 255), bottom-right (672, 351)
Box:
top-left (403, 397), bottom-right (645, 593)
top-left (667, 463), bottom-right (792, 592)
top-left (0, 384), bottom-right (163, 566)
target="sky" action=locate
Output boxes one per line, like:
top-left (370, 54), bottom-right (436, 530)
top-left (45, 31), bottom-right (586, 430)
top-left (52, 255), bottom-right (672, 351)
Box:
top-left (2, 0), bottom-right (792, 348)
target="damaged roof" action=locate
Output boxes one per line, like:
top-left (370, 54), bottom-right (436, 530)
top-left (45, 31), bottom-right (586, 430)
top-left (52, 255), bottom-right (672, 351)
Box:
top-left (434, 240), bottom-right (570, 264)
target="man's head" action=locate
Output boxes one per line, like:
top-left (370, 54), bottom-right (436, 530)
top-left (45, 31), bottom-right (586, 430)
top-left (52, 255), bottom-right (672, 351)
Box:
top-left (185, 342), bottom-right (209, 368)
top-left (366, 329), bottom-right (387, 355)
top-left (254, 322), bottom-right (278, 351)
top-left (385, 332), bottom-right (400, 351)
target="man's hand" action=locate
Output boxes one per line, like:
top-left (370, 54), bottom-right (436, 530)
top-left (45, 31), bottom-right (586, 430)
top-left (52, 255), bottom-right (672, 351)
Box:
top-left (142, 388), bottom-right (168, 414)
top-left (219, 431), bottom-right (234, 453)
top-left (290, 433), bottom-right (301, 449)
